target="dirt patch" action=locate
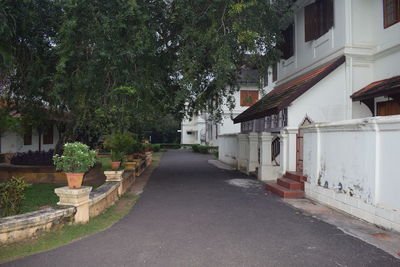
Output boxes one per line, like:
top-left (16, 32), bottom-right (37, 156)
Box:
top-left (226, 178), bottom-right (263, 189)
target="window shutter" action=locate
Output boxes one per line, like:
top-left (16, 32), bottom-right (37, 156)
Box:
top-left (324, 0), bottom-right (334, 33)
top-left (23, 126), bottom-right (32, 146)
top-left (272, 64), bottom-right (277, 82)
top-left (304, 3), bottom-right (317, 42)
top-left (240, 90), bottom-right (259, 106)
top-left (280, 24), bottom-right (294, 60)
top-left (43, 125), bottom-right (54, 145)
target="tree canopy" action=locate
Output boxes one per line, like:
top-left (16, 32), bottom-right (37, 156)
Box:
top-left (0, 0), bottom-right (292, 147)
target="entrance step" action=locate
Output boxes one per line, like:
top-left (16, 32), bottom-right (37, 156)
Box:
top-left (266, 171), bottom-right (306, 199)
top-left (284, 171), bottom-right (307, 183)
top-left (277, 177), bottom-right (303, 190)
top-left (266, 183), bottom-right (304, 198)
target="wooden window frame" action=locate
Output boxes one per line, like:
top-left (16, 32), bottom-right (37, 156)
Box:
top-left (23, 126), bottom-right (32, 146)
top-left (272, 64), bottom-right (278, 82)
top-left (279, 23), bottom-right (295, 60)
top-left (43, 125), bottom-right (54, 145)
top-left (384, 0), bottom-right (400, 28)
top-left (240, 90), bottom-right (259, 107)
top-left (304, 0), bottom-right (334, 42)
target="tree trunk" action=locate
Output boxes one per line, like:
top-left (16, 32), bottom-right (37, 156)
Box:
top-left (37, 128), bottom-right (42, 152)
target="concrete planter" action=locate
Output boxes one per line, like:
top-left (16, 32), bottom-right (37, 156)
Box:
top-left (124, 161), bottom-right (137, 171)
top-left (104, 170), bottom-right (124, 182)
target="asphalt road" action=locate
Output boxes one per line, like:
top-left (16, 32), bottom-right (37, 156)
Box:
top-left (3, 150), bottom-right (399, 267)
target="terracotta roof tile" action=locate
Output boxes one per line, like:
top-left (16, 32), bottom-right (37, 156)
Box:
top-left (351, 76), bottom-right (400, 101)
top-left (233, 55), bottom-right (345, 123)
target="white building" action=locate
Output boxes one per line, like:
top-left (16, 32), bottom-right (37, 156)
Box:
top-left (180, 66), bottom-right (271, 146)
top-left (1, 124), bottom-right (59, 156)
top-left (219, 0), bottom-right (400, 231)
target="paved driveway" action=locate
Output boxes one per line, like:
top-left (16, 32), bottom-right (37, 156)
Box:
top-left (3, 150), bottom-right (399, 266)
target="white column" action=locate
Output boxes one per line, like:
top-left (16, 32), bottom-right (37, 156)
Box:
top-left (248, 132), bottom-right (259, 173)
top-left (237, 134), bottom-right (249, 172)
top-left (258, 132), bottom-right (277, 181)
top-left (286, 127), bottom-right (298, 172)
top-left (279, 130), bottom-right (288, 175)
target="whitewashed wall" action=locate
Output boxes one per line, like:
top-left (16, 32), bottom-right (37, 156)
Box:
top-left (218, 134), bottom-right (239, 167)
top-left (302, 116), bottom-right (400, 232)
top-left (1, 126), bottom-right (59, 154)
top-left (288, 65), bottom-right (348, 127)
top-left (279, 0), bottom-right (346, 83)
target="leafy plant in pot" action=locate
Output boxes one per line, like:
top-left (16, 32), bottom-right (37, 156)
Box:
top-left (104, 133), bottom-right (137, 170)
top-left (126, 141), bottom-right (143, 161)
top-left (110, 151), bottom-right (123, 170)
top-left (53, 142), bottom-right (96, 189)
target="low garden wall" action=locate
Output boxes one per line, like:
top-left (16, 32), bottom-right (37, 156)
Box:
top-left (0, 207), bottom-right (75, 245)
top-left (0, 153), bottom-right (151, 245)
top-left (302, 116), bottom-right (400, 232)
top-left (218, 134), bottom-right (238, 167)
top-left (0, 163), bottom-right (105, 185)
top-left (0, 165), bottom-right (66, 184)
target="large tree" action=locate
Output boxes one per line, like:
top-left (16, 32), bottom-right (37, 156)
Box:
top-left (0, 0), bottom-right (292, 147)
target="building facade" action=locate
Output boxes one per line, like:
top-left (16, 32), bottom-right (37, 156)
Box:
top-left (218, 0), bottom-right (400, 231)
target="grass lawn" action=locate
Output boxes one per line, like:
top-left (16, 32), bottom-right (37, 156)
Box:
top-left (20, 184), bottom-right (60, 213)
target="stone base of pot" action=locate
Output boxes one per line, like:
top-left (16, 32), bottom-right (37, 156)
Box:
top-left (65, 172), bottom-right (84, 189)
top-left (104, 170), bottom-right (124, 182)
top-left (124, 161), bottom-right (137, 171)
top-left (54, 186), bottom-right (92, 223)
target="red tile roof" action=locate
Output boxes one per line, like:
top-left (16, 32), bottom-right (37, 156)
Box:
top-left (233, 56), bottom-right (345, 123)
top-left (351, 75), bottom-right (400, 101)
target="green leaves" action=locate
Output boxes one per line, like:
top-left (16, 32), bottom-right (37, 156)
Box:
top-left (0, 177), bottom-right (31, 217)
top-left (53, 142), bottom-right (97, 173)
top-left (1, 0), bottom-right (292, 144)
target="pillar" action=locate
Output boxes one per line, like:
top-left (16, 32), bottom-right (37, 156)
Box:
top-left (237, 133), bottom-right (249, 172)
top-left (248, 132), bottom-right (259, 173)
top-left (55, 186), bottom-right (92, 224)
top-left (258, 132), bottom-right (276, 181)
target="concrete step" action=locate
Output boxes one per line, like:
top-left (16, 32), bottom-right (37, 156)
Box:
top-left (284, 171), bottom-right (307, 183)
top-left (277, 177), bottom-right (303, 190)
top-left (266, 183), bottom-right (304, 198)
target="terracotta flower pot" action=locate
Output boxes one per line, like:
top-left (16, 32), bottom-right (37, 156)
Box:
top-left (126, 154), bottom-right (134, 161)
top-left (65, 172), bottom-right (84, 189)
top-left (111, 161), bottom-right (121, 170)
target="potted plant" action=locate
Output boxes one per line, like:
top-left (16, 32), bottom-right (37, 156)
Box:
top-left (110, 151), bottom-right (123, 170)
top-left (53, 142), bottom-right (96, 189)
top-left (104, 133), bottom-right (135, 170)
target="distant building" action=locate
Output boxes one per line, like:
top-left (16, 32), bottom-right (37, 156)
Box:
top-left (180, 66), bottom-right (275, 146)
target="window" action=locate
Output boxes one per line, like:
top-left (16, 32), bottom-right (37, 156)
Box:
top-left (43, 125), bottom-right (53, 145)
top-left (304, 0), bottom-right (334, 42)
top-left (384, 0), bottom-right (400, 28)
top-left (240, 90), bottom-right (259, 107)
top-left (272, 64), bottom-right (278, 82)
top-left (279, 23), bottom-right (294, 60)
top-left (23, 126), bottom-right (32, 146)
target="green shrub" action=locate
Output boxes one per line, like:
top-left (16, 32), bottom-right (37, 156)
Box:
top-left (192, 144), bottom-right (200, 153)
top-left (53, 142), bottom-right (97, 173)
top-left (158, 143), bottom-right (181, 149)
top-left (126, 140), bottom-right (143, 155)
top-left (191, 145), bottom-right (218, 154)
top-left (151, 144), bottom-right (160, 152)
top-left (0, 177), bottom-right (31, 217)
top-left (110, 151), bottom-right (123, 162)
top-left (104, 132), bottom-right (135, 156)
